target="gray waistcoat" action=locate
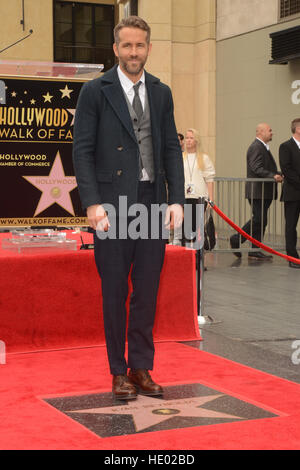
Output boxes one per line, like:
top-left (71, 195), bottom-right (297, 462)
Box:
top-left (123, 90), bottom-right (155, 182)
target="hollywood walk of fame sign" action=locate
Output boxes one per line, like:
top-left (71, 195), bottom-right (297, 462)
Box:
top-left (0, 74), bottom-right (90, 227)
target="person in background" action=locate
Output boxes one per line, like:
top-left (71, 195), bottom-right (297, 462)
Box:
top-left (181, 128), bottom-right (215, 246)
top-left (178, 133), bottom-right (185, 152)
top-left (279, 118), bottom-right (300, 269)
top-left (230, 123), bottom-right (283, 260)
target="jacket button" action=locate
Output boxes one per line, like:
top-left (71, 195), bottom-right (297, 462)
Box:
top-left (117, 146), bottom-right (123, 151)
top-left (117, 170), bottom-right (123, 176)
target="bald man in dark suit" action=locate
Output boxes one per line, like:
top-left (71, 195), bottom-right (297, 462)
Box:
top-left (230, 123), bottom-right (283, 259)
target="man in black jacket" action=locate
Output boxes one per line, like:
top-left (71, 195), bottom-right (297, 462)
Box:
top-left (279, 118), bottom-right (300, 269)
top-left (230, 123), bottom-right (283, 259)
top-left (73, 16), bottom-right (185, 400)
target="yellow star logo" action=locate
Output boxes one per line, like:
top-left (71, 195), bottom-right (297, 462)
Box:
top-left (43, 92), bottom-right (53, 103)
top-left (60, 85), bottom-right (73, 99)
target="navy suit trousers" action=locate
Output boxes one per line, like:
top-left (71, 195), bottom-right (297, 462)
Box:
top-left (93, 182), bottom-right (166, 375)
top-left (284, 200), bottom-right (300, 258)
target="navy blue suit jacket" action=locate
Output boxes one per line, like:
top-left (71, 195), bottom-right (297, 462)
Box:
top-left (73, 65), bottom-right (185, 212)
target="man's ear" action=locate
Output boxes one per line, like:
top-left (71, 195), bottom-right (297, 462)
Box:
top-left (113, 43), bottom-right (119, 58)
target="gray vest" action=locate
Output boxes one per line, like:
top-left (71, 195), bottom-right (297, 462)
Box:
top-left (124, 90), bottom-right (155, 182)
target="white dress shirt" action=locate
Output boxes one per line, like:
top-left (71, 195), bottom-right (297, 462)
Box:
top-left (117, 65), bottom-right (146, 110)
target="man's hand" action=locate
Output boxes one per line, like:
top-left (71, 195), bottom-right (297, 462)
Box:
top-left (274, 174), bottom-right (284, 183)
top-left (164, 204), bottom-right (184, 230)
top-left (86, 204), bottom-right (110, 231)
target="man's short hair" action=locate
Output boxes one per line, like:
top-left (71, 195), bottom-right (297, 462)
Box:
top-left (114, 16), bottom-right (151, 45)
top-left (291, 118), bottom-right (300, 134)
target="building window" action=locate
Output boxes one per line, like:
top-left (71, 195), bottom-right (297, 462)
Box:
top-left (280, 0), bottom-right (300, 18)
top-left (124, 0), bottom-right (138, 18)
top-left (54, 1), bottom-right (115, 71)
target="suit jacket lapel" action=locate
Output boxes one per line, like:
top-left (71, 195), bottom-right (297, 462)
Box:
top-left (101, 67), bottom-right (161, 151)
top-left (145, 71), bottom-right (160, 158)
top-left (101, 66), bottom-right (137, 143)
top-left (290, 137), bottom-right (300, 155)
top-left (257, 140), bottom-right (277, 169)
top-left (267, 147), bottom-right (277, 168)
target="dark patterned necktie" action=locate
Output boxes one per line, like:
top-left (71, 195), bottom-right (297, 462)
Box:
top-left (132, 81), bottom-right (143, 121)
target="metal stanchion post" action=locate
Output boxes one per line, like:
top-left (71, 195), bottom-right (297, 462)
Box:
top-left (196, 197), bottom-right (215, 325)
top-left (196, 198), bottom-right (205, 323)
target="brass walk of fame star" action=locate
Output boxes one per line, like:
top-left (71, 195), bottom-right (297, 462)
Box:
top-left (68, 395), bottom-right (243, 432)
top-left (23, 151), bottom-right (77, 216)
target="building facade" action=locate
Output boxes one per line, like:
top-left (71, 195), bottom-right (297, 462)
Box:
top-left (0, 0), bottom-right (216, 163)
top-left (1, 0), bottom-right (300, 180)
top-left (216, 0), bottom-right (300, 178)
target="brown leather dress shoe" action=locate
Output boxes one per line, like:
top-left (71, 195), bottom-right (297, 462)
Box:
top-left (128, 369), bottom-right (163, 396)
top-left (112, 374), bottom-right (137, 400)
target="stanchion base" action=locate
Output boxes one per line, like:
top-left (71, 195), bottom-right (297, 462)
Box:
top-left (198, 315), bottom-right (221, 325)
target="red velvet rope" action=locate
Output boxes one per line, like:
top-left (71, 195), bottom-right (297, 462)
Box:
top-left (210, 201), bottom-right (300, 265)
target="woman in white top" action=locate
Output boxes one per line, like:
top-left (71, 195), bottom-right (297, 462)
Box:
top-left (182, 128), bottom-right (215, 245)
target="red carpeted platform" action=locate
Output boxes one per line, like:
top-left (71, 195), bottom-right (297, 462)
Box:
top-left (0, 233), bottom-right (200, 353)
top-left (1, 342), bottom-right (300, 450)
top-left (1, 233), bottom-right (300, 450)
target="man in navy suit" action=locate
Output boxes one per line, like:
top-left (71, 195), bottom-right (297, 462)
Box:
top-left (279, 118), bottom-right (300, 269)
top-left (73, 16), bottom-right (185, 400)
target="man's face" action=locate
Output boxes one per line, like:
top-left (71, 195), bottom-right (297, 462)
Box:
top-left (261, 125), bottom-right (273, 143)
top-left (113, 27), bottom-right (152, 81)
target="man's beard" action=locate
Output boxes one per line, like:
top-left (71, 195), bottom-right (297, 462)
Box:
top-left (120, 58), bottom-right (146, 76)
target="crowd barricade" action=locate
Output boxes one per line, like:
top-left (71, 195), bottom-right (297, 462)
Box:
top-left (213, 177), bottom-right (286, 254)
